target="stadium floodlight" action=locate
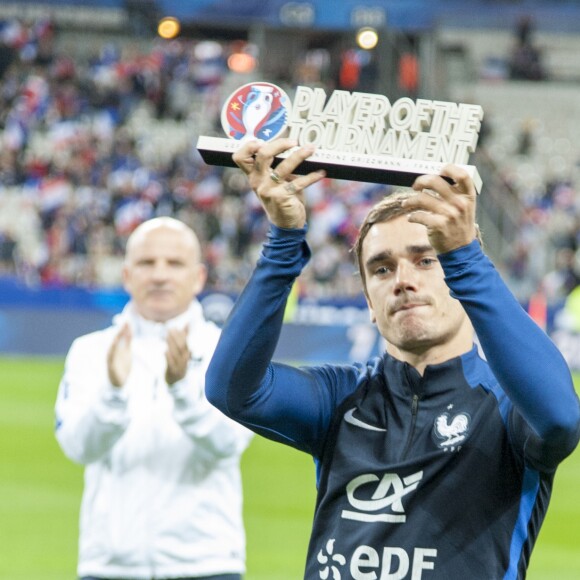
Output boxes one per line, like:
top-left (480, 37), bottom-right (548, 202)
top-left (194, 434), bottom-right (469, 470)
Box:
top-left (158, 16), bottom-right (180, 39)
top-left (356, 26), bottom-right (379, 50)
top-left (228, 52), bottom-right (257, 74)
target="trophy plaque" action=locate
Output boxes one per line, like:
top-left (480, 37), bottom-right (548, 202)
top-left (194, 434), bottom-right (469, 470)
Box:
top-left (196, 82), bottom-right (483, 193)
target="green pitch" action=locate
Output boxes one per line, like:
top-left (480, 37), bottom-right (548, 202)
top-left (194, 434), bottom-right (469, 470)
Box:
top-left (0, 356), bottom-right (578, 579)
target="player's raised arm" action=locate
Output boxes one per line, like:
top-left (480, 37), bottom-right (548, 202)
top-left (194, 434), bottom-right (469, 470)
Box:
top-left (206, 139), bottom-right (346, 452)
top-left (406, 166), bottom-right (579, 463)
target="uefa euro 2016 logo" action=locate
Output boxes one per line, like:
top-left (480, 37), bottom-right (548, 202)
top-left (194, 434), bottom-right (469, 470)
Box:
top-left (221, 82), bottom-right (291, 142)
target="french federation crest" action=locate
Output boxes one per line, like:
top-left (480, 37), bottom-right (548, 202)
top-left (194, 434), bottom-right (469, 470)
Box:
top-left (433, 411), bottom-right (471, 452)
top-left (221, 82), bottom-right (291, 142)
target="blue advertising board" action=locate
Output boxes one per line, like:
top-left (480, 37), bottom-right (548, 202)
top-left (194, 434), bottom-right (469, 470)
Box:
top-left (1, 277), bottom-right (577, 372)
top-left (0, 276), bottom-right (382, 362)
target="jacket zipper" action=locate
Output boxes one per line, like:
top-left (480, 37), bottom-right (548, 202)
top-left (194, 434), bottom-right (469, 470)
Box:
top-left (402, 394), bottom-right (420, 460)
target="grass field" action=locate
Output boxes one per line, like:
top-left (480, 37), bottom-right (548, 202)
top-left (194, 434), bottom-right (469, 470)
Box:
top-left (0, 356), bottom-right (578, 579)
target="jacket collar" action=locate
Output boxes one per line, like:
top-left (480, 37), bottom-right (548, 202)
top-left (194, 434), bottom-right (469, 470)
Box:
top-left (382, 344), bottom-right (480, 396)
top-left (113, 300), bottom-right (206, 340)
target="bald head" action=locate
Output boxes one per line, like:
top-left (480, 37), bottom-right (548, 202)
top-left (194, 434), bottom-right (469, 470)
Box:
top-left (123, 218), bottom-right (207, 322)
top-left (125, 217), bottom-right (202, 265)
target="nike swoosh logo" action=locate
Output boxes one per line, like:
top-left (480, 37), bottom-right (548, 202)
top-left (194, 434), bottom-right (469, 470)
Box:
top-left (344, 408), bottom-right (387, 432)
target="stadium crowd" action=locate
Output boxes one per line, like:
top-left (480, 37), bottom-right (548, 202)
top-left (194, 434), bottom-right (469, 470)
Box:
top-left (0, 17), bottom-right (579, 305)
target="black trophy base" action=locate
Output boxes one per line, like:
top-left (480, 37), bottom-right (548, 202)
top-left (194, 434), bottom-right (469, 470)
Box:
top-left (196, 136), bottom-right (483, 193)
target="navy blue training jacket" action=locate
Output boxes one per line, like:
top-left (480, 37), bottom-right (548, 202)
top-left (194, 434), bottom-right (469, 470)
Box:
top-left (206, 225), bottom-right (580, 580)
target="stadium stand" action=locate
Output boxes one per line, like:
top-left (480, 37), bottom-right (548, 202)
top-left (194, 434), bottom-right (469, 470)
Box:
top-left (0, 14), bottom-right (579, 309)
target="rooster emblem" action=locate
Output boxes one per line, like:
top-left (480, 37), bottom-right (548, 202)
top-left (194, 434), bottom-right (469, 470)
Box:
top-left (433, 412), bottom-right (470, 450)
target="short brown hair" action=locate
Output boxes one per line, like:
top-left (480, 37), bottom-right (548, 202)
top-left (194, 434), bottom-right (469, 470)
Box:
top-left (352, 190), bottom-right (482, 292)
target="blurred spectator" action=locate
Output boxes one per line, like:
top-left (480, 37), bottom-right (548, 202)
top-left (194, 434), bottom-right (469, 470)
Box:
top-left (399, 52), bottom-right (419, 96)
top-left (508, 16), bottom-right (547, 81)
top-left (0, 229), bottom-right (17, 273)
top-left (541, 247), bottom-right (580, 306)
top-left (555, 284), bottom-right (580, 333)
top-left (516, 118), bottom-right (536, 156)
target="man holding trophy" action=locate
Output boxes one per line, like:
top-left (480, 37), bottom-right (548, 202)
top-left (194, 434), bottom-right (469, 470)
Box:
top-left (203, 84), bottom-right (580, 578)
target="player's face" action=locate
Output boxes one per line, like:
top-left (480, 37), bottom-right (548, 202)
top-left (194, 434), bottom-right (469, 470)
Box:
top-left (361, 215), bottom-right (471, 359)
top-left (123, 227), bottom-right (206, 322)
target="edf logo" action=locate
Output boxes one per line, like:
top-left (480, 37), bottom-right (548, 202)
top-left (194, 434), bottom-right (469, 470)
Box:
top-left (317, 540), bottom-right (437, 579)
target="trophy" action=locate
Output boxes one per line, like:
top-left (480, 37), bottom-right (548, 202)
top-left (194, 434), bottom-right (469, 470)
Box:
top-left (196, 82), bottom-right (483, 193)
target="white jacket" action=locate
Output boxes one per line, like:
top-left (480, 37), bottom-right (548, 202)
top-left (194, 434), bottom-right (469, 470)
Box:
top-left (55, 301), bottom-right (253, 579)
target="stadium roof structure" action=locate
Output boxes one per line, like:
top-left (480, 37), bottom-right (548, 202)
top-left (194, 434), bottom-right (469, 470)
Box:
top-left (3, 0), bottom-right (580, 33)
